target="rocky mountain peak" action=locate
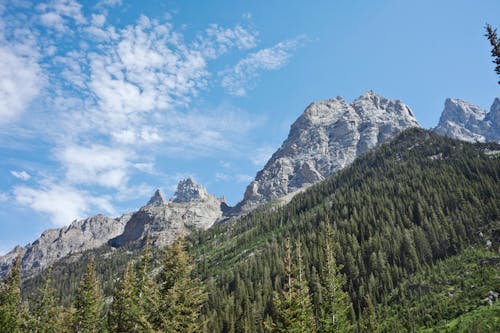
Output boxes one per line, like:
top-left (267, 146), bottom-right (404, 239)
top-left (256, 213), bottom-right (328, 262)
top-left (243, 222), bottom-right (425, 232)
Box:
top-left (171, 177), bottom-right (209, 203)
top-left (234, 91), bottom-right (420, 213)
top-left (146, 189), bottom-right (167, 206)
top-left (434, 97), bottom-right (499, 142)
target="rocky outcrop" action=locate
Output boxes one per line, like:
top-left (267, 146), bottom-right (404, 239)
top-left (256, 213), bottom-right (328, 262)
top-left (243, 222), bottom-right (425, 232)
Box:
top-left (434, 98), bottom-right (500, 142)
top-left (109, 178), bottom-right (224, 248)
top-left (0, 213), bottom-right (131, 278)
top-left (234, 91), bottom-right (420, 213)
top-left (0, 178), bottom-right (224, 278)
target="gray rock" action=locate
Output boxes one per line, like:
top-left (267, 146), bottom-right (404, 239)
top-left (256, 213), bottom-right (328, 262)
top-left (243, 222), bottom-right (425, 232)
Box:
top-left (110, 180), bottom-right (222, 248)
top-left (234, 91), bottom-right (420, 213)
top-left (171, 177), bottom-right (210, 203)
top-left (434, 98), bottom-right (500, 142)
top-left (0, 213), bottom-right (131, 278)
top-left (0, 179), bottom-right (223, 278)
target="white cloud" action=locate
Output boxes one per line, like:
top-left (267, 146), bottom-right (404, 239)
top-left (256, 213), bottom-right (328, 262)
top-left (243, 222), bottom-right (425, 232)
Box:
top-left (0, 45), bottom-right (42, 123)
top-left (220, 35), bottom-right (305, 96)
top-left (58, 144), bottom-right (131, 189)
top-left (14, 183), bottom-right (114, 226)
top-left (198, 24), bottom-right (258, 58)
top-left (10, 170), bottom-right (31, 181)
top-left (0, 192), bottom-right (9, 202)
top-left (36, 0), bottom-right (86, 31)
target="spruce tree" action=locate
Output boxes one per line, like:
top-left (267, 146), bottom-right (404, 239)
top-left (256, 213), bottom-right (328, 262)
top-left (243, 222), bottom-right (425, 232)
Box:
top-left (156, 237), bottom-right (207, 332)
top-left (0, 256), bottom-right (22, 333)
top-left (135, 235), bottom-right (159, 329)
top-left (485, 23), bottom-right (500, 84)
top-left (73, 257), bottom-right (104, 333)
top-left (320, 224), bottom-right (352, 332)
top-left (272, 238), bottom-right (316, 333)
top-left (108, 261), bottom-right (152, 333)
top-left (29, 266), bottom-right (61, 332)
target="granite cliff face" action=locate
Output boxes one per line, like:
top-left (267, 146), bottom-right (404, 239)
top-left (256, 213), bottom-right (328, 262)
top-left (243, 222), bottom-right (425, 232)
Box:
top-left (110, 178), bottom-right (224, 248)
top-left (434, 98), bottom-right (500, 142)
top-left (0, 213), bottom-right (131, 278)
top-left (0, 178), bottom-right (224, 278)
top-left (235, 91), bottom-right (420, 213)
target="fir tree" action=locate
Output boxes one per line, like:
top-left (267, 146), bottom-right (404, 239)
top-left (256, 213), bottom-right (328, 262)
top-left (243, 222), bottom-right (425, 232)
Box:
top-left (320, 224), bottom-right (352, 332)
top-left (485, 23), bottom-right (500, 84)
top-left (28, 266), bottom-right (61, 332)
top-left (73, 257), bottom-right (104, 333)
top-left (156, 237), bottom-right (208, 332)
top-left (135, 235), bottom-right (159, 330)
top-left (108, 261), bottom-right (152, 332)
top-left (272, 238), bottom-right (316, 333)
top-left (0, 256), bottom-right (22, 333)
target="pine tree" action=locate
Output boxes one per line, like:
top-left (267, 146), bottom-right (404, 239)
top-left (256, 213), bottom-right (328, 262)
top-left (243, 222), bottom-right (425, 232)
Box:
top-left (108, 261), bottom-right (153, 332)
top-left (0, 256), bottom-right (22, 333)
top-left (134, 234), bottom-right (160, 330)
top-left (320, 224), bottom-right (352, 332)
top-left (156, 237), bottom-right (208, 332)
top-left (272, 238), bottom-right (316, 333)
top-left (485, 23), bottom-right (500, 84)
top-left (28, 266), bottom-right (61, 332)
top-left (73, 257), bottom-right (104, 333)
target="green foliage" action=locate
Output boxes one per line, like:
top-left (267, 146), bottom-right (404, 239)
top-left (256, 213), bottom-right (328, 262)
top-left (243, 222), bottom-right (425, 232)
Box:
top-left (17, 129), bottom-right (500, 332)
top-left (320, 224), bottom-right (352, 332)
top-left (25, 266), bottom-right (67, 332)
top-left (155, 238), bottom-right (208, 333)
top-left (485, 23), bottom-right (500, 84)
top-left (379, 248), bottom-right (500, 332)
top-left (0, 256), bottom-right (22, 332)
top-left (73, 257), bottom-right (104, 333)
top-left (271, 238), bottom-right (316, 333)
top-left (108, 262), bottom-right (151, 332)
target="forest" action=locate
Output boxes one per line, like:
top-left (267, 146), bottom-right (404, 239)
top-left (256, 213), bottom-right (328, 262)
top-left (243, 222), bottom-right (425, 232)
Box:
top-left (1, 128), bottom-right (499, 332)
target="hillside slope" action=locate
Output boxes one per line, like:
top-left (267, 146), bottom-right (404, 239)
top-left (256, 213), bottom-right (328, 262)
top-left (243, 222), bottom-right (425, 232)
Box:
top-left (20, 128), bottom-right (500, 332)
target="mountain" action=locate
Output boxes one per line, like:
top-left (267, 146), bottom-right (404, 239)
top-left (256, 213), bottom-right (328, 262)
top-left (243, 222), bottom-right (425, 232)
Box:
top-left (0, 178), bottom-right (224, 278)
top-left (109, 178), bottom-right (224, 248)
top-left (0, 213), bottom-right (131, 278)
top-left (234, 91), bottom-right (420, 213)
top-left (434, 97), bottom-right (500, 142)
top-left (19, 128), bottom-right (500, 332)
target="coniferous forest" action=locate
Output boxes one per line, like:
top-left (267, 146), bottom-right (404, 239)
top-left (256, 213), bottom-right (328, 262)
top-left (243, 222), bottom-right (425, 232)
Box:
top-left (1, 128), bottom-right (499, 332)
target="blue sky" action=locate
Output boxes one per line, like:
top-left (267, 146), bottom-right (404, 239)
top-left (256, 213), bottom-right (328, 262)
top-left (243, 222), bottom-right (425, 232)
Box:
top-left (0, 0), bottom-right (499, 254)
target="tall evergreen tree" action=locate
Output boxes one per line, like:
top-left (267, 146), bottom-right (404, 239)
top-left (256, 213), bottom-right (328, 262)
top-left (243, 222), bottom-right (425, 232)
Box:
top-left (156, 237), bottom-right (208, 333)
top-left (28, 266), bottom-right (62, 332)
top-left (73, 257), bottom-right (104, 333)
top-left (108, 261), bottom-right (153, 333)
top-left (320, 224), bottom-right (352, 332)
top-left (485, 23), bottom-right (500, 84)
top-left (0, 256), bottom-right (22, 333)
top-left (272, 238), bottom-right (316, 333)
top-left (135, 235), bottom-right (159, 330)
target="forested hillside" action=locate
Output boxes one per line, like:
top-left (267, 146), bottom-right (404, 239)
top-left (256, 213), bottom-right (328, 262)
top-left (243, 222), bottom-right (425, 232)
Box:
top-left (3, 128), bottom-right (499, 332)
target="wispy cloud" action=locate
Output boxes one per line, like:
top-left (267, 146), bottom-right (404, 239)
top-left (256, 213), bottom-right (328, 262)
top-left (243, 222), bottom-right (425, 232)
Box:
top-left (0, 41), bottom-right (43, 124)
top-left (10, 170), bottom-right (31, 181)
top-left (1, 1), bottom-right (300, 227)
top-left (14, 183), bottom-right (114, 226)
top-left (36, 0), bottom-right (86, 32)
top-left (220, 35), bottom-right (306, 96)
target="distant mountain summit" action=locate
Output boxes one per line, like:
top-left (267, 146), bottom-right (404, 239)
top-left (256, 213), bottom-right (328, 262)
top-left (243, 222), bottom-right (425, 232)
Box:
top-left (110, 179), bottom-right (224, 248)
top-left (234, 91), bottom-right (420, 213)
top-left (434, 97), bottom-right (500, 142)
top-left (171, 177), bottom-right (210, 203)
top-left (0, 178), bottom-right (224, 278)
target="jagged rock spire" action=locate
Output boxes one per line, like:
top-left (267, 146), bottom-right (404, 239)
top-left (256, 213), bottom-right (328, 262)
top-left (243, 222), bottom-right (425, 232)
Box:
top-left (171, 177), bottom-right (209, 203)
top-left (146, 189), bottom-right (167, 206)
